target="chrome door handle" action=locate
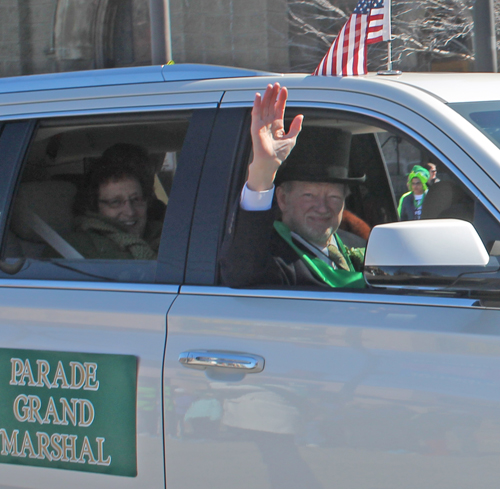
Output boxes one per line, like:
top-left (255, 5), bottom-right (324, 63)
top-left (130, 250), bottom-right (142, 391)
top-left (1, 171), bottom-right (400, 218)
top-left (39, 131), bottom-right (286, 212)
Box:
top-left (179, 350), bottom-right (265, 373)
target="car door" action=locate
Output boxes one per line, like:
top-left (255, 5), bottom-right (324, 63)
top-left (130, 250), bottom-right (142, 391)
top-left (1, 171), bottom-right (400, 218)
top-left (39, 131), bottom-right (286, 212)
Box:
top-left (164, 85), bottom-right (500, 489)
top-left (0, 99), bottom-right (218, 488)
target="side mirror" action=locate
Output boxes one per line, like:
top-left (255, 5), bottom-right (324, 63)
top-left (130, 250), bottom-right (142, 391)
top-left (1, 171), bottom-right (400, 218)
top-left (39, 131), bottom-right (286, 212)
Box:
top-left (364, 219), bottom-right (496, 289)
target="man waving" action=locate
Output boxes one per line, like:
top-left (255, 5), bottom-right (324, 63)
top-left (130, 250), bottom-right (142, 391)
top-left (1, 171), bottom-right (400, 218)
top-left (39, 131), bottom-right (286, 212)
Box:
top-left (220, 83), bottom-right (366, 289)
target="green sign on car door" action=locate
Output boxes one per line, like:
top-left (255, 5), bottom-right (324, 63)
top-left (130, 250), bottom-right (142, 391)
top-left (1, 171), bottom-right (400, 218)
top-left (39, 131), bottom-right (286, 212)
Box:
top-left (0, 348), bottom-right (137, 476)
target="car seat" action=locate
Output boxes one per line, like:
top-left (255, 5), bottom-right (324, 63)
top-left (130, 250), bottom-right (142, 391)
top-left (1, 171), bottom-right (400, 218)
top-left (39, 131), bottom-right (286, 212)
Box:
top-left (8, 180), bottom-right (80, 258)
top-left (421, 180), bottom-right (474, 222)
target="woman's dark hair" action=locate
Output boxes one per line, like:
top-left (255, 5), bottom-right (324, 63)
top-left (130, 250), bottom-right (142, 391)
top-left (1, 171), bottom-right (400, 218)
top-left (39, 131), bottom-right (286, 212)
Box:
top-left (101, 143), bottom-right (150, 172)
top-left (74, 159), bottom-right (152, 215)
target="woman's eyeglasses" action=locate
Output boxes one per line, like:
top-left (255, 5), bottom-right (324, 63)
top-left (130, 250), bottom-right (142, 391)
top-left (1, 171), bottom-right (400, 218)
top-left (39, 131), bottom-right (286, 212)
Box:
top-left (98, 196), bottom-right (146, 209)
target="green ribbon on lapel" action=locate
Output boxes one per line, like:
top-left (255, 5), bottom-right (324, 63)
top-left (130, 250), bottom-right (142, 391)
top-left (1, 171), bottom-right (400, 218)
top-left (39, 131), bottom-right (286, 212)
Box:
top-left (273, 221), bottom-right (366, 289)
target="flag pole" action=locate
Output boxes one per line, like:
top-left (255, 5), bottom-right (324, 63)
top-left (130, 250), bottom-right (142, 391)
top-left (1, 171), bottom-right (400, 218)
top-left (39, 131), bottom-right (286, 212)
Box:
top-left (378, 37), bottom-right (401, 75)
top-left (387, 39), bottom-right (392, 71)
top-left (378, 0), bottom-right (401, 75)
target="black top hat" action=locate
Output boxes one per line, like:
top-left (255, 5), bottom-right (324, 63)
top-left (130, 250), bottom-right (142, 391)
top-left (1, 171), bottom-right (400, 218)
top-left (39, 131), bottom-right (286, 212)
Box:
top-left (275, 126), bottom-right (366, 186)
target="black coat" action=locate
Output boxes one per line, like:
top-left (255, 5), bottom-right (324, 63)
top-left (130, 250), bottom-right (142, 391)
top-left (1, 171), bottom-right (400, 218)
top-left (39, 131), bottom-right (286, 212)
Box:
top-left (399, 192), bottom-right (416, 221)
top-left (219, 207), bottom-right (332, 288)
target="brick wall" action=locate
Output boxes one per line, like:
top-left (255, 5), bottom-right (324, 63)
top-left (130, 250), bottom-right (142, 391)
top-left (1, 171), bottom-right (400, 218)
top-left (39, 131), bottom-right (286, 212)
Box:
top-left (170, 0), bottom-right (289, 71)
top-left (29, 0), bottom-right (58, 74)
top-left (0, 0), bottom-right (23, 76)
top-left (0, 0), bottom-right (291, 78)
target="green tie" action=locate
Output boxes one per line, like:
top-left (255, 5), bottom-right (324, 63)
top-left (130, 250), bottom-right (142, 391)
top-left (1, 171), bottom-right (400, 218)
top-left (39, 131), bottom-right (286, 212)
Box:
top-left (327, 244), bottom-right (350, 271)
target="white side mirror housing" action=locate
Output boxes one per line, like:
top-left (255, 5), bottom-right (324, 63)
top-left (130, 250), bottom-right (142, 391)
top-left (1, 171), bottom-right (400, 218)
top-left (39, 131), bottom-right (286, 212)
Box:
top-left (364, 219), bottom-right (493, 289)
top-left (365, 219), bottom-right (489, 267)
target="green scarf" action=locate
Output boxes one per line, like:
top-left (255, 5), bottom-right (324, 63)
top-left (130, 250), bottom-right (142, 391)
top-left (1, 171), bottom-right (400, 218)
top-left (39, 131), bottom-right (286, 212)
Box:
top-left (274, 221), bottom-right (366, 289)
top-left (78, 213), bottom-right (157, 260)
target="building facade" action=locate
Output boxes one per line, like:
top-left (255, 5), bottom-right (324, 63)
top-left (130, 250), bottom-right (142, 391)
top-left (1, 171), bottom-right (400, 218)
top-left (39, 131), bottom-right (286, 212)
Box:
top-left (0, 0), bottom-right (296, 78)
top-left (0, 0), bottom-right (478, 79)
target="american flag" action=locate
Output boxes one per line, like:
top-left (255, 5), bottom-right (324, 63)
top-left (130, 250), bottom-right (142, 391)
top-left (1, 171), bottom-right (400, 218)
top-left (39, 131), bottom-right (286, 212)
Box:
top-left (313, 0), bottom-right (391, 77)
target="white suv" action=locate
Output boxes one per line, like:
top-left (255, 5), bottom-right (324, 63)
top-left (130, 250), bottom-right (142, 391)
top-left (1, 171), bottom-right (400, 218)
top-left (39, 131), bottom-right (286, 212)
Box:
top-left (1, 65), bottom-right (500, 489)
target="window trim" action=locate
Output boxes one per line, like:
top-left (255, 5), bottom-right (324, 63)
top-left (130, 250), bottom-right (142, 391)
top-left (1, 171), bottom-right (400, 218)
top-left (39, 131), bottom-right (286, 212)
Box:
top-left (0, 120), bottom-right (36, 251)
top-left (188, 101), bottom-right (500, 289)
top-left (0, 107), bottom-right (218, 285)
top-left (184, 107), bottom-right (251, 285)
top-left (156, 107), bottom-right (219, 283)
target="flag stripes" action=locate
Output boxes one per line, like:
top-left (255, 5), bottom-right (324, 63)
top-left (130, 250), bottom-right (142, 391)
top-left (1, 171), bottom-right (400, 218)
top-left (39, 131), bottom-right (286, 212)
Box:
top-left (313, 0), bottom-right (391, 77)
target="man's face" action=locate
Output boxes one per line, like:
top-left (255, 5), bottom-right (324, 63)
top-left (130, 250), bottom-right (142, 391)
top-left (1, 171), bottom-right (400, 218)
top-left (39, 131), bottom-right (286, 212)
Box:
top-left (276, 181), bottom-right (345, 248)
top-left (428, 164), bottom-right (437, 181)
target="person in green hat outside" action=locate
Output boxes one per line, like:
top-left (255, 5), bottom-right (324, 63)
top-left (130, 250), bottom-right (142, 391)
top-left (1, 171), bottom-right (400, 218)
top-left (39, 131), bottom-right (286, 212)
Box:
top-left (398, 165), bottom-right (430, 221)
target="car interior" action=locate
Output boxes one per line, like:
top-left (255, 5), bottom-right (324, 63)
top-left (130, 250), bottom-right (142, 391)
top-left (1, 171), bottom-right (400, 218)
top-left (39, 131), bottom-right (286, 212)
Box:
top-left (274, 109), bottom-right (478, 248)
top-left (1, 107), bottom-right (491, 289)
top-left (4, 114), bottom-right (190, 262)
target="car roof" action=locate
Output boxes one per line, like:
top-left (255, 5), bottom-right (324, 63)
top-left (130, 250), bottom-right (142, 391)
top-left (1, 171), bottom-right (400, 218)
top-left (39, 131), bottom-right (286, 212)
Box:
top-left (0, 64), bottom-right (500, 103)
top-left (1, 65), bottom-right (499, 117)
top-left (377, 72), bottom-right (500, 104)
top-left (0, 64), bottom-right (276, 94)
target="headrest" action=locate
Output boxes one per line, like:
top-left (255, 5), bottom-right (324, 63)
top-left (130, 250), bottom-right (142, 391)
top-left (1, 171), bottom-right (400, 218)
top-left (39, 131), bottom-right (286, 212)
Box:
top-left (421, 180), bottom-right (474, 222)
top-left (11, 181), bottom-right (77, 242)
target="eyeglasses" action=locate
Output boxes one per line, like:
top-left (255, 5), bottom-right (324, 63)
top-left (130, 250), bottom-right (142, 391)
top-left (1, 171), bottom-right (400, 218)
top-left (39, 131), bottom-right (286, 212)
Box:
top-left (98, 195), bottom-right (147, 209)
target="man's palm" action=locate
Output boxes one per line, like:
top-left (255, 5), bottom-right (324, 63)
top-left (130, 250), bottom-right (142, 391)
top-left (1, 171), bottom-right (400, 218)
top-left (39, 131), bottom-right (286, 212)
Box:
top-left (251, 83), bottom-right (303, 164)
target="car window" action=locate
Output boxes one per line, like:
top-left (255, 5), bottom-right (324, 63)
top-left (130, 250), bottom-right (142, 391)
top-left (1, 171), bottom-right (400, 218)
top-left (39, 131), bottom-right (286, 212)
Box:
top-left (293, 110), bottom-right (500, 246)
top-left (218, 107), bottom-right (500, 288)
top-left (378, 131), bottom-right (478, 223)
top-left (450, 101), bottom-right (500, 149)
top-left (1, 112), bottom-right (194, 283)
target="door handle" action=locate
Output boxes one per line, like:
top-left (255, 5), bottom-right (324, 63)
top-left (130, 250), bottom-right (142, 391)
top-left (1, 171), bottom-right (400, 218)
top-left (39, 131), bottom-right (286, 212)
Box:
top-left (179, 350), bottom-right (265, 373)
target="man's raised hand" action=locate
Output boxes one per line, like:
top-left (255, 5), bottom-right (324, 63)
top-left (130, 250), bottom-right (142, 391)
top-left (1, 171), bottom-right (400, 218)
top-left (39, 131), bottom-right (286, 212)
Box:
top-left (247, 83), bottom-right (303, 191)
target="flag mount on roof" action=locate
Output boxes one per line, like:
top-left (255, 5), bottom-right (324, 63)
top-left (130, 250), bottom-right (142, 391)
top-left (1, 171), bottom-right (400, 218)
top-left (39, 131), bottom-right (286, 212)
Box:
top-left (313, 0), bottom-right (391, 77)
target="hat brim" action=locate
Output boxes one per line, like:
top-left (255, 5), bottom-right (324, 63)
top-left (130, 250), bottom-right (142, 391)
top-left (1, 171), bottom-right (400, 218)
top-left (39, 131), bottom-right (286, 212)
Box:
top-left (275, 173), bottom-right (366, 187)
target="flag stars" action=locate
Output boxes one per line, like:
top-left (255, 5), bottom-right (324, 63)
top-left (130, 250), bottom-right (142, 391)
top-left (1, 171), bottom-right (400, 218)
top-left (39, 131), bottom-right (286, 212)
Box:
top-left (354, 0), bottom-right (384, 15)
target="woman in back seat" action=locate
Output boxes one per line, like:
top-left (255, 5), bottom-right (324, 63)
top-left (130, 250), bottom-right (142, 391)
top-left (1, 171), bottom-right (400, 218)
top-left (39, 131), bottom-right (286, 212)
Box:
top-left (45, 161), bottom-right (162, 260)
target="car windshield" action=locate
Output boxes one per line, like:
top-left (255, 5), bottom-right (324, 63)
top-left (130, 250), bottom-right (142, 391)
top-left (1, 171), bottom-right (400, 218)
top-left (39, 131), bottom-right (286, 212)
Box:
top-left (450, 101), bottom-right (500, 148)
